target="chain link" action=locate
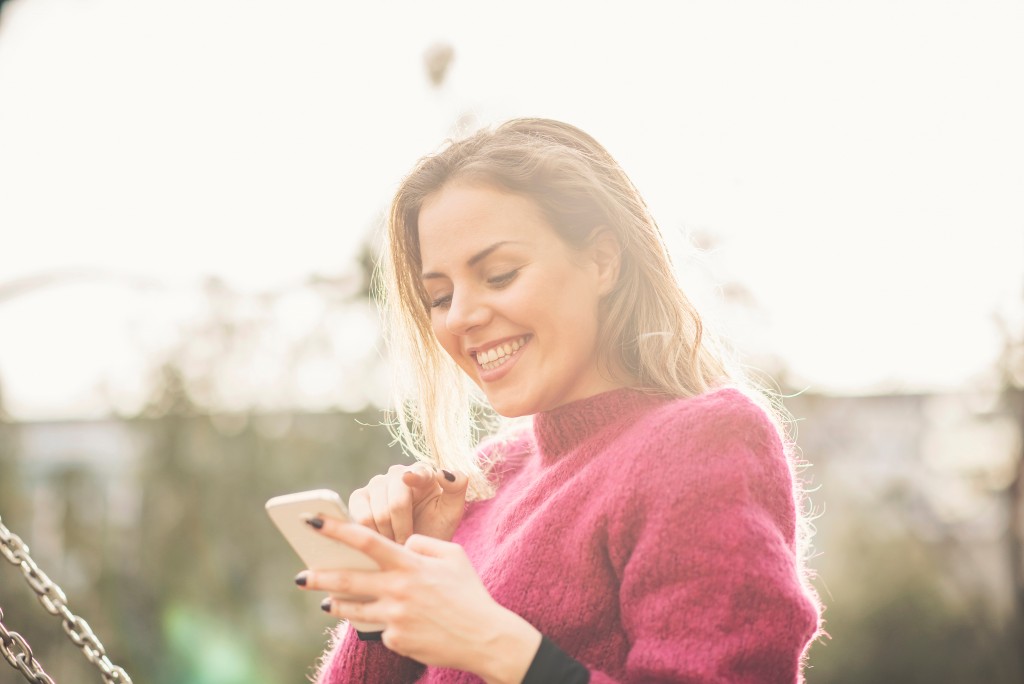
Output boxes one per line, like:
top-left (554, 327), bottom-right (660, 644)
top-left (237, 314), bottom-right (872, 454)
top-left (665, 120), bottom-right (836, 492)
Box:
top-left (0, 514), bottom-right (133, 684)
top-left (0, 607), bottom-right (56, 684)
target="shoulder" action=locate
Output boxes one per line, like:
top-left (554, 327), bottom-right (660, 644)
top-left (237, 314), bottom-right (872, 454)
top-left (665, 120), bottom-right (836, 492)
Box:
top-left (635, 386), bottom-right (784, 464)
top-left (614, 387), bottom-right (795, 518)
top-left (607, 386), bottom-right (801, 554)
top-left (474, 423), bottom-right (535, 479)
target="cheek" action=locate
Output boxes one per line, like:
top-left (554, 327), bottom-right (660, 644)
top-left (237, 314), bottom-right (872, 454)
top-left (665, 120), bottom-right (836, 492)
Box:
top-left (550, 286), bottom-right (604, 356)
top-left (430, 314), bottom-right (454, 352)
top-left (430, 315), bottom-right (469, 369)
top-left (543, 267), bottom-right (602, 319)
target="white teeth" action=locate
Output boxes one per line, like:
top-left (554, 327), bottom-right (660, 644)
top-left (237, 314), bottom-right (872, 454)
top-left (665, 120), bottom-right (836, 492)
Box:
top-left (476, 336), bottom-right (528, 370)
top-left (481, 355), bottom-right (510, 371)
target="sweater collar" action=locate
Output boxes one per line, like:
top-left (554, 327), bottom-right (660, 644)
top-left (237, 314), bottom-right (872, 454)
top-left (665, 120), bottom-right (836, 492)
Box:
top-left (532, 387), bottom-right (667, 462)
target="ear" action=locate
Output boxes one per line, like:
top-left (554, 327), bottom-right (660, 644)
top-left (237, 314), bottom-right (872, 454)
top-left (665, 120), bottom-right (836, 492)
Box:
top-left (587, 228), bottom-right (622, 297)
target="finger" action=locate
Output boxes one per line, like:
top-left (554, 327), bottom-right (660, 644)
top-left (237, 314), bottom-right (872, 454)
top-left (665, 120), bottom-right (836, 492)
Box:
top-left (314, 519), bottom-right (414, 571)
top-left (297, 568), bottom-right (389, 598)
top-left (400, 462), bottom-right (435, 491)
top-left (405, 533), bottom-right (462, 560)
top-left (367, 475), bottom-right (396, 541)
top-left (323, 596), bottom-right (389, 624)
top-left (347, 489), bottom-right (378, 533)
top-left (387, 469), bottom-right (416, 545)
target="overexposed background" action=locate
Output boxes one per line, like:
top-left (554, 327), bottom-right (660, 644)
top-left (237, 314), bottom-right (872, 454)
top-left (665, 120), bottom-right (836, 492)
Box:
top-left (2, 0), bottom-right (1021, 420)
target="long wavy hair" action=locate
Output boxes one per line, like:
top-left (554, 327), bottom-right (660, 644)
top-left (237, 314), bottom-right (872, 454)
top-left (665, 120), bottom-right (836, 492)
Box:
top-left (375, 118), bottom-right (819, 644)
top-left (379, 118), bottom-right (792, 496)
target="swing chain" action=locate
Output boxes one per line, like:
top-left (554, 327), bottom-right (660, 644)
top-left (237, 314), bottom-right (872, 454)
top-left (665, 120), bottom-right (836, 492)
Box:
top-left (0, 515), bottom-right (133, 684)
top-left (0, 606), bottom-right (56, 684)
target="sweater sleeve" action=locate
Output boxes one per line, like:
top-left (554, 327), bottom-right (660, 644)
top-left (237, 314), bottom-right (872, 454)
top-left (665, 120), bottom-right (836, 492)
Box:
top-left (523, 634), bottom-right (590, 683)
top-left (591, 392), bottom-right (820, 684)
top-left (313, 622), bottom-right (425, 684)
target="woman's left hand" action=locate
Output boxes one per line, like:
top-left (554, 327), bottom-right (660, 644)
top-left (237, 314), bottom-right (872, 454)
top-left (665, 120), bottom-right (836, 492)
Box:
top-left (296, 518), bottom-right (541, 684)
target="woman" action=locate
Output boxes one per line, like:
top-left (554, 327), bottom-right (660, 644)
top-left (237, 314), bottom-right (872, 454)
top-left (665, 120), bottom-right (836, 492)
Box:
top-left (295, 118), bottom-right (822, 683)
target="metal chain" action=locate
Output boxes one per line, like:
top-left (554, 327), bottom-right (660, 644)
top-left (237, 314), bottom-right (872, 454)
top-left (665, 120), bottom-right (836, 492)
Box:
top-left (0, 606), bottom-right (55, 684)
top-left (0, 514), bottom-right (133, 684)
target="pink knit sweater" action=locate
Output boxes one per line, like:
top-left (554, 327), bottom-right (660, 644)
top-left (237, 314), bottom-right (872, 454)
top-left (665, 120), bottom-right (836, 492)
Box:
top-left (315, 387), bottom-right (821, 683)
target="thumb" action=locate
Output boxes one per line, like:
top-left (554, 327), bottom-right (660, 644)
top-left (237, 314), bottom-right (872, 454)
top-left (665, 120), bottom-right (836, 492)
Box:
top-left (436, 468), bottom-right (470, 510)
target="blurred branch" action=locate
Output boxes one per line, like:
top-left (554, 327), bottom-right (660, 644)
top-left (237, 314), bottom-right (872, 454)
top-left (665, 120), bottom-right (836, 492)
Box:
top-left (0, 268), bottom-right (363, 306)
top-left (0, 268), bottom-right (162, 304)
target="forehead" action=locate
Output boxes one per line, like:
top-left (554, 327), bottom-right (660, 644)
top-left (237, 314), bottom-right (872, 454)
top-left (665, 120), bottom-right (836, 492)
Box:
top-left (417, 183), bottom-right (554, 270)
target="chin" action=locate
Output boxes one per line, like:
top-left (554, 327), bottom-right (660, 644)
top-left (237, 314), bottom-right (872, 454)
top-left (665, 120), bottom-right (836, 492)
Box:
top-left (484, 392), bottom-right (538, 418)
top-left (488, 401), bottom-right (532, 419)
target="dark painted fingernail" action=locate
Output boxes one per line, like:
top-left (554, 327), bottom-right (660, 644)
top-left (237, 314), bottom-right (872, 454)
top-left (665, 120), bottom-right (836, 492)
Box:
top-left (320, 598), bottom-right (332, 613)
top-left (305, 516), bottom-right (324, 529)
top-left (294, 572), bottom-right (307, 587)
top-left (442, 469), bottom-right (455, 482)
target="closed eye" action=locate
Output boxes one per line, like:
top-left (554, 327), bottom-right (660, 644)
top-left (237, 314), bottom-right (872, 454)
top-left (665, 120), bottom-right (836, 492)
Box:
top-left (487, 269), bottom-right (520, 287)
top-left (430, 294), bottom-right (452, 309)
top-left (428, 268), bottom-right (519, 310)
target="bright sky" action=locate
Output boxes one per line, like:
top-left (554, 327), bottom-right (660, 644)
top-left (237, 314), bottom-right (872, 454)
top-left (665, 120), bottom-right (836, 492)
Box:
top-left (1, 0), bottom-right (1022, 420)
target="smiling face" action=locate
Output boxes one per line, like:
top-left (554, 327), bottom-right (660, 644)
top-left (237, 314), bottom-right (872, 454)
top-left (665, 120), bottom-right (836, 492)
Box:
top-left (417, 182), bottom-right (623, 417)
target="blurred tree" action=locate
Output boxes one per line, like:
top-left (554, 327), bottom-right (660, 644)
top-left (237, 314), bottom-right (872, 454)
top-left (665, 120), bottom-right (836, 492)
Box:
top-left (99, 249), bottom-right (400, 682)
top-left (123, 365), bottom-right (397, 682)
top-left (0, 284), bottom-right (26, 667)
top-left (0, 245), bottom-right (395, 681)
top-left (807, 528), bottom-right (1022, 683)
top-left (995, 281), bottom-right (1024, 674)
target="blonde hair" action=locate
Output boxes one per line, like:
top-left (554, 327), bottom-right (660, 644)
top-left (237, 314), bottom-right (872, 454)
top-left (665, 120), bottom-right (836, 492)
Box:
top-left (376, 118), bottom-right (819, 638)
top-left (380, 118), bottom-right (771, 494)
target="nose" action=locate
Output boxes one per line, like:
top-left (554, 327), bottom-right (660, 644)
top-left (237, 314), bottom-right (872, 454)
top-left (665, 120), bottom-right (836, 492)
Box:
top-left (445, 287), bottom-right (491, 336)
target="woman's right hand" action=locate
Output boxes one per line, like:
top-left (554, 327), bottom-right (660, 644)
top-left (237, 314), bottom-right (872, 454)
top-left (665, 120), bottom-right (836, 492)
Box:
top-left (347, 464), bottom-right (469, 544)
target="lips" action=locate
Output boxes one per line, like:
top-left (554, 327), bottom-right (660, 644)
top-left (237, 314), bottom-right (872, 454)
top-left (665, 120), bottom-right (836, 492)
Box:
top-left (473, 335), bottom-right (530, 371)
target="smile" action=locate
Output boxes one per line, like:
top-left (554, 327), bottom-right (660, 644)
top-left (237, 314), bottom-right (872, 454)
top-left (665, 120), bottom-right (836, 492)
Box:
top-left (473, 336), bottom-right (530, 371)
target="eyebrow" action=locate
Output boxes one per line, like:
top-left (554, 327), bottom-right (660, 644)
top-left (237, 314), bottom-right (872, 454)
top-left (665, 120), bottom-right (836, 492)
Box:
top-left (421, 241), bottom-right (520, 280)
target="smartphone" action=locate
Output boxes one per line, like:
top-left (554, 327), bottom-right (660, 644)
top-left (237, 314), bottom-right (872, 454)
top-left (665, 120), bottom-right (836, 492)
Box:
top-left (265, 489), bottom-right (384, 632)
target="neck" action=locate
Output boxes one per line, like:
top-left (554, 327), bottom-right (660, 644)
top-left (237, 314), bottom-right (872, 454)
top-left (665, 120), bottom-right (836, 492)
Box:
top-left (532, 387), bottom-right (668, 462)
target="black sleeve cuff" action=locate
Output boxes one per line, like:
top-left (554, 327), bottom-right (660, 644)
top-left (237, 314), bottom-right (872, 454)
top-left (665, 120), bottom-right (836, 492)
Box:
top-left (522, 634), bottom-right (589, 684)
top-left (356, 630), bottom-right (383, 641)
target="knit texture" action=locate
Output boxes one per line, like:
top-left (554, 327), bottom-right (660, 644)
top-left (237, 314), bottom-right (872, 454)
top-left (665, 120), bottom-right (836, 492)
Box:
top-left (314, 387), bottom-right (821, 683)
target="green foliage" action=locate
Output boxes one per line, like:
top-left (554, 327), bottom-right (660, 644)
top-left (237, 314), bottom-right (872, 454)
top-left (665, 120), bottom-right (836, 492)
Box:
top-left (0, 409), bottom-right (399, 683)
top-left (806, 532), bottom-right (1022, 683)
